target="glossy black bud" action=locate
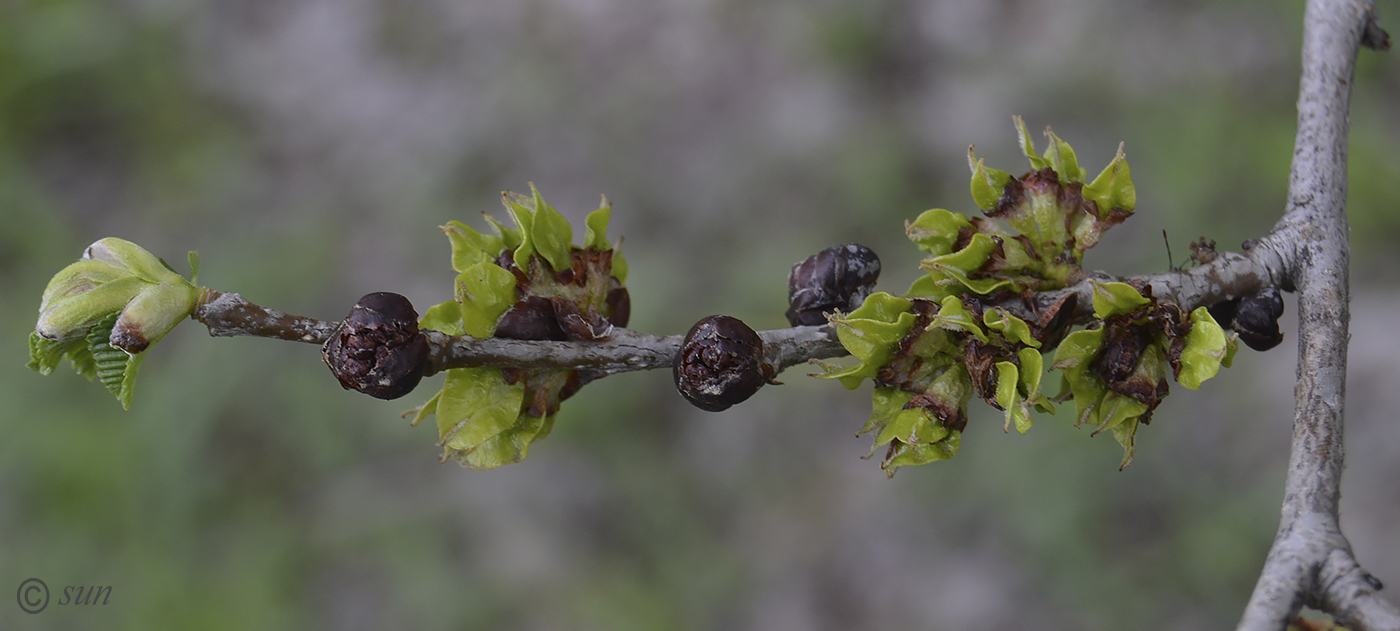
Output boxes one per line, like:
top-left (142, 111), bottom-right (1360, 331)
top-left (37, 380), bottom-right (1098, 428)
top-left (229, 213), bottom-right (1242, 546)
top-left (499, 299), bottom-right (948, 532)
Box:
top-left (674, 315), bottom-right (770, 412)
top-left (323, 292), bottom-right (430, 400)
top-left (1233, 287), bottom-right (1285, 351)
top-left (785, 243), bottom-right (881, 326)
top-left (495, 296), bottom-right (569, 341)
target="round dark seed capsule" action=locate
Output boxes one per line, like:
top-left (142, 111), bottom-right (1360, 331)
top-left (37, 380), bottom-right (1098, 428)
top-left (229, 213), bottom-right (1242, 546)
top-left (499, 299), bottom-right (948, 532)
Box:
top-left (785, 243), bottom-right (881, 326)
top-left (323, 292), bottom-right (430, 400)
top-left (674, 315), bottom-right (770, 412)
top-left (1233, 287), bottom-right (1285, 351)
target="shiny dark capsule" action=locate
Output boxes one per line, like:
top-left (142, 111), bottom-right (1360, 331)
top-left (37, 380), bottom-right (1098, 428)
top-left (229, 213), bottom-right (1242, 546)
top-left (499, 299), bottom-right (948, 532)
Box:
top-left (323, 292), bottom-right (430, 400)
top-left (785, 243), bottom-right (881, 326)
top-left (674, 315), bottom-right (770, 412)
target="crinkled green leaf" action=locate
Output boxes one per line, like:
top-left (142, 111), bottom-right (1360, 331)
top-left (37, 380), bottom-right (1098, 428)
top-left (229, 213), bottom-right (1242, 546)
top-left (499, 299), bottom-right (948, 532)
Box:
top-left (419, 300), bottom-right (465, 336)
top-left (1090, 281), bottom-right (1150, 319)
top-left (443, 220), bottom-right (507, 273)
top-left (1013, 116), bottom-right (1050, 170)
top-left (28, 332), bottom-right (92, 378)
top-left (1041, 128), bottom-right (1088, 185)
top-left (1178, 306), bottom-right (1229, 390)
top-left (861, 387), bottom-right (914, 438)
top-left (528, 183), bottom-right (575, 273)
top-left (483, 213), bottom-right (522, 250)
top-left (405, 389), bottom-right (441, 427)
top-left (435, 367), bottom-right (528, 455)
top-left (967, 149), bottom-right (1012, 211)
top-left (903, 274), bottom-right (955, 300)
top-left (458, 413), bottom-right (553, 471)
top-left (994, 360), bottom-right (1031, 433)
top-left (1083, 144), bottom-right (1136, 217)
top-left (85, 313), bottom-right (145, 410)
top-left (455, 261), bottom-right (519, 338)
top-left (983, 308), bottom-right (1040, 348)
top-left (924, 232), bottom-right (998, 273)
top-left (502, 192), bottom-right (538, 271)
top-left (874, 405), bottom-right (942, 451)
top-left (823, 293), bottom-right (916, 388)
top-left (1091, 392), bottom-right (1148, 436)
top-left (883, 431), bottom-right (960, 476)
top-left (1110, 417), bottom-right (1140, 470)
top-left (929, 295), bottom-right (989, 342)
top-left (906, 208), bottom-right (972, 256)
top-left (583, 197), bottom-right (614, 251)
top-left (1051, 328), bottom-right (1108, 425)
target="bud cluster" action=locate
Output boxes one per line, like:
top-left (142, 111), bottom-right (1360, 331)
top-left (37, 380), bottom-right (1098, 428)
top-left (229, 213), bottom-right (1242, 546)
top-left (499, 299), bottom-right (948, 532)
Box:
top-left (29, 238), bottom-right (202, 409)
top-left (824, 118), bottom-right (1245, 473)
top-left (409, 185), bottom-right (630, 469)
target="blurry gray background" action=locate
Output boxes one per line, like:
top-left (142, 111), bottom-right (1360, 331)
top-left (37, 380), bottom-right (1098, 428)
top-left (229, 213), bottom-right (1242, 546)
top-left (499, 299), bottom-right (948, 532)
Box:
top-left (2, 0), bottom-right (1398, 629)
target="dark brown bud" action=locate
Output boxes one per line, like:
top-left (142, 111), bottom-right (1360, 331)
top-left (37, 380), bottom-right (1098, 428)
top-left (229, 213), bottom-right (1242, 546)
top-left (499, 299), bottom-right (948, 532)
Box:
top-left (495, 296), bottom-right (568, 341)
top-left (1233, 287), bottom-right (1285, 351)
top-left (785, 243), bottom-right (882, 326)
top-left (323, 292), bottom-right (430, 400)
top-left (674, 315), bottom-right (771, 412)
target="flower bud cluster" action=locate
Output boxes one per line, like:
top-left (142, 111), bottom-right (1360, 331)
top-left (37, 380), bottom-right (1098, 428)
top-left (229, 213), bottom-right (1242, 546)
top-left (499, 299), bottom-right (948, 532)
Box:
top-left (409, 185), bottom-right (630, 469)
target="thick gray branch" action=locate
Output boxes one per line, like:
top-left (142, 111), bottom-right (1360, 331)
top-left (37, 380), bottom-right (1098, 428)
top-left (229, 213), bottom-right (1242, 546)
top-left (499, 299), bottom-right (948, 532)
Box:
top-left (1236, 1), bottom-right (1398, 630)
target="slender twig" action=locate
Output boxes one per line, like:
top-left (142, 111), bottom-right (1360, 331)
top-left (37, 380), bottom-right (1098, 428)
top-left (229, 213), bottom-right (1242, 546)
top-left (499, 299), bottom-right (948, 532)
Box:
top-left (1235, 1), bottom-right (1399, 630)
top-left (187, 245), bottom-right (1282, 380)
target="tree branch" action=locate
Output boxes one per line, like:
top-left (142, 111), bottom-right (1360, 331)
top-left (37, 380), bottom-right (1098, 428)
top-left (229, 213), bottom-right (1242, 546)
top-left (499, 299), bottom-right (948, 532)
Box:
top-left (1236, 1), bottom-right (1398, 630)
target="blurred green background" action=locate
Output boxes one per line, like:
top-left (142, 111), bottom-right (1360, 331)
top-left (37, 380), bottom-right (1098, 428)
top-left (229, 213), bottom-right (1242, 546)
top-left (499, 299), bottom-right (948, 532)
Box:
top-left (2, 0), bottom-right (1398, 629)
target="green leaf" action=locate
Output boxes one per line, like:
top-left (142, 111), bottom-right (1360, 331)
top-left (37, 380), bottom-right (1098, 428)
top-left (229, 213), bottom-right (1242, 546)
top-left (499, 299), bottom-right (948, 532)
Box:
top-left (455, 261), bottom-right (519, 338)
top-left (1013, 116), bottom-right (1050, 170)
top-left (1090, 281), bottom-right (1150, 319)
top-left (405, 390), bottom-right (441, 427)
top-left (994, 360), bottom-right (1021, 425)
top-left (883, 431), bottom-right (960, 475)
top-left (906, 208), bottom-right (971, 255)
top-left (924, 232), bottom-right (997, 273)
top-left (903, 274), bottom-right (955, 300)
top-left (111, 281), bottom-right (200, 351)
top-left (823, 293), bottom-right (917, 388)
top-left (1082, 143), bottom-right (1136, 217)
top-left (28, 332), bottom-right (90, 377)
top-left (86, 313), bottom-right (145, 409)
top-left (35, 275), bottom-right (147, 341)
top-left (1110, 418), bottom-right (1140, 470)
top-left (929, 295), bottom-right (988, 342)
top-left (442, 220), bottom-right (506, 273)
top-left (583, 197), bottom-right (614, 251)
top-left (502, 192), bottom-right (538, 271)
top-left (1041, 128), bottom-right (1087, 185)
top-left (459, 414), bottom-right (553, 471)
top-left (187, 251), bottom-right (200, 286)
top-left (1051, 328), bottom-right (1108, 425)
top-left (82, 237), bottom-right (181, 284)
top-left (419, 300), bottom-right (465, 336)
top-left (528, 183), bottom-right (575, 273)
top-left (967, 149), bottom-right (1013, 211)
top-left (983, 308), bottom-right (1040, 348)
top-left (1177, 306), bottom-right (1229, 390)
top-left (611, 247), bottom-right (629, 283)
top-left (435, 367), bottom-right (528, 454)
top-left (483, 213), bottom-right (522, 250)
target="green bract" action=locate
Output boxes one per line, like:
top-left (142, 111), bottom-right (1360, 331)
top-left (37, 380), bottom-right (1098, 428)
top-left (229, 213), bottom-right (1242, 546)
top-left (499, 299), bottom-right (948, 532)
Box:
top-left (29, 238), bottom-right (202, 409)
top-left (414, 185), bottom-right (629, 469)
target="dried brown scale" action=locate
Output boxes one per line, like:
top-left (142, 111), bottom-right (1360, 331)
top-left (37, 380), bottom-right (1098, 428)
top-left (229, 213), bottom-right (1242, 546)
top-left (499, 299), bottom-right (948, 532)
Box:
top-left (322, 292), bottom-right (430, 400)
top-left (904, 392), bottom-right (968, 432)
